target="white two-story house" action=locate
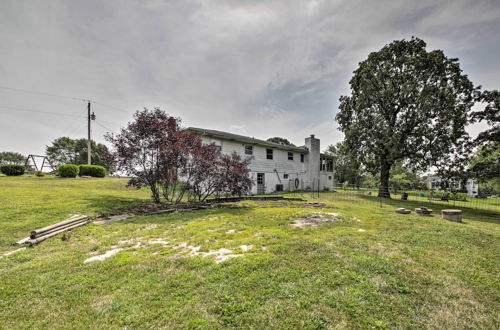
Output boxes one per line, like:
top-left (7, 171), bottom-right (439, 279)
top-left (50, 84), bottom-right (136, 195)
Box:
top-left (187, 127), bottom-right (334, 194)
top-left (427, 175), bottom-right (479, 197)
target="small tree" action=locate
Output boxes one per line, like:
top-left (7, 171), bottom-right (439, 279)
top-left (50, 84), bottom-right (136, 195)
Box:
top-left (185, 142), bottom-right (223, 202)
top-left (46, 137), bottom-right (77, 166)
top-left (324, 142), bottom-right (363, 186)
top-left (217, 152), bottom-right (253, 197)
top-left (266, 137), bottom-right (295, 146)
top-left (106, 108), bottom-right (184, 203)
top-left (107, 108), bottom-right (253, 203)
top-left (46, 137), bottom-right (112, 169)
top-left (469, 142), bottom-right (500, 183)
top-left (0, 152), bottom-right (25, 165)
top-left (337, 37), bottom-right (477, 198)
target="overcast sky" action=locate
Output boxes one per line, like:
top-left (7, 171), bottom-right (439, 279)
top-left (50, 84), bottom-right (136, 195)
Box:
top-left (0, 0), bottom-right (499, 156)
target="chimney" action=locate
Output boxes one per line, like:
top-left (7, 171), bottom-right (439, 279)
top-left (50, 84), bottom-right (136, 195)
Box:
top-left (305, 134), bottom-right (320, 190)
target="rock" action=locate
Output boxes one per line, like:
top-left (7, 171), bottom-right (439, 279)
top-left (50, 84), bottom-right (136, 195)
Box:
top-left (442, 209), bottom-right (463, 223)
top-left (395, 208), bottom-right (411, 214)
top-left (415, 207), bottom-right (433, 216)
top-left (308, 202), bottom-right (326, 208)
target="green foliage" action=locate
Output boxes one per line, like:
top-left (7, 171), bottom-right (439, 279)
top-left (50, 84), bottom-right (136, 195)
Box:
top-left (46, 137), bottom-right (112, 169)
top-left (471, 90), bottom-right (499, 146)
top-left (0, 164), bottom-right (25, 176)
top-left (266, 137), bottom-right (295, 146)
top-left (78, 165), bottom-right (106, 178)
top-left (35, 171), bottom-right (45, 177)
top-left (58, 164), bottom-right (79, 178)
top-left (430, 190), bottom-right (468, 201)
top-left (480, 178), bottom-right (500, 194)
top-left (336, 37), bottom-right (477, 197)
top-left (469, 142), bottom-right (500, 182)
top-left (325, 142), bottom-right (364, 185)
top-left (389, 162), bottom-right (426, 190)
top-left (0, 151), bottom-right (25, 165)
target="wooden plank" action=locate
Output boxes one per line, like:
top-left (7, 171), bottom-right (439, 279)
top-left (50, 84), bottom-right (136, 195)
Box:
top-left (30, 218), bottom-right (89, 239)
top-left (27, 221), bottom-right (89, 245)
top-left (30, 215), bottom-right (87, 237)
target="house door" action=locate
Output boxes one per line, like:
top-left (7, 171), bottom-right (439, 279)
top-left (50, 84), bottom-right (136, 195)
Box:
top-left (257, 173), bottom-right (265, 194)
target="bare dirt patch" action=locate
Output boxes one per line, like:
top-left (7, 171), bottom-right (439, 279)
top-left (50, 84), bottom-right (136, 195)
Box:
top-left (290, 213), bottom-right (341, 228)
top-left (83, 238), bottom-right (253, 264)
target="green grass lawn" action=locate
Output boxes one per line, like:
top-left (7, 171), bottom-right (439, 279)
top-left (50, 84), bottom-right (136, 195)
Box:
top-left (0, 176), bottom-right (499, 328)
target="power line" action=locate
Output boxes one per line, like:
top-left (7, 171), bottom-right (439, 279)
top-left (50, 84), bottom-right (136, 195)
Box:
top-left (0, 85), bottom-right (132, 115)
top-left (0, 86), bottom-right (87, 102)
top-left (0, 105), bottom-right (86, 118)
top-left (94, 120), bottom-right (116, 133)
top-left (91, 101), bottom-right (131, 115)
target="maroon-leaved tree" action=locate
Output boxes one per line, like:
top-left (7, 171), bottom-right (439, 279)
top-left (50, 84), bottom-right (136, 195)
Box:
top-left (106, 108), bottom-right (253, 203)
top-left (105, 108), bottom-right (186, 203)
top-left (217, 152), bottom-right (253, 197)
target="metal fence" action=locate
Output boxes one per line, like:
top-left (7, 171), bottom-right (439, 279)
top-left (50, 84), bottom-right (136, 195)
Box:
top-left (288, 184), bottom-right (500, 213)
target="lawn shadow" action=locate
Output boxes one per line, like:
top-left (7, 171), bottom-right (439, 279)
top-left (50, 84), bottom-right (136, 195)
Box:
top-left (82, 195), bottom-right (255, 225)
top-left (81, 195), bottom-right (150, 212)
top-left (119, 207), bottom-right (254, 226)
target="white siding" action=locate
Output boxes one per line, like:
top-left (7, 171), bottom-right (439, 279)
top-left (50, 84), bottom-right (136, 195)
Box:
top-left (200, 136), bottom-right (308, 194)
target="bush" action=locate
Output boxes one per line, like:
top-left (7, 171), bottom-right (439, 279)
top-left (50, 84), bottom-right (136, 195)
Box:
top-left (78, 165), bottom-right (106, 178)
top-left (431, 190), bottom-right (468, 201)
top-left (35, 171), bottom-right (45, 177)
top-left (58, 164), bottom-right (79, 178)
top-left (0, 164), bottom-right (25, 176)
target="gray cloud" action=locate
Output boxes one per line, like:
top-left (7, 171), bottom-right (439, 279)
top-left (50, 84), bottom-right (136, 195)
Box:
top-left (0, 0), bottom-right (499, 155)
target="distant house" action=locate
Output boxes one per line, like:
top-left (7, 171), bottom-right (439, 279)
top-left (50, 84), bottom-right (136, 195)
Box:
top-left (427, 175), bottom-right (479, 197)
top-left (187, 127), bottom-right (334, 194)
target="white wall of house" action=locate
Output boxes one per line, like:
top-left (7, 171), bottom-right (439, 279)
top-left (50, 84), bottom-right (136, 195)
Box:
top-left (200, 136), bottom-right (309, 194)
top-left (197, 132), bottom-right (334, 194)
top-left (427, 176), bottom-right (479, 197)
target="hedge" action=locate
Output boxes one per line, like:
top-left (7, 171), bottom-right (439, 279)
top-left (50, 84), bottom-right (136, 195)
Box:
top-left (79, 165), bottom-right (106, 178)
top-left (58, 164), bottom-right (79, 178)
top-left (0, 164), bottom-right (25, 176)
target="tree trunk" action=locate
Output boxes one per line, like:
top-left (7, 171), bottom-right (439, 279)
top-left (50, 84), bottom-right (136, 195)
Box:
top-left (378, 159), bottom-right (391, 198)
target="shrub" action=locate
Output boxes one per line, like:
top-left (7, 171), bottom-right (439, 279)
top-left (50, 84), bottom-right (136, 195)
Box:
top-left (58, 164), bottom-right (79, 178)
top-left (79, 165), bottom-right (106, 178)
top-left (0, 164), bottom-right (25, 176)
top-left (453, 192), bottom-right (468, 201)
top-left (431, 190), bottom-right (468, 201)
top-left (35, 171), bottom-right (45, 177)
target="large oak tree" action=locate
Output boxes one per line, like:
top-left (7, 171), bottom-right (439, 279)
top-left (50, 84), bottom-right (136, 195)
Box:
top-left (336, 38), bottom-right (477, 197)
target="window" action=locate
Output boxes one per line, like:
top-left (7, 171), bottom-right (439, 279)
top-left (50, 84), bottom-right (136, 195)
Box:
top-left (328, 176), bottom-right (332, 180)
top-left (244, 145), bottom-right (253, 155)
top-left (288, 152), bottom-right (293, 160)
top-left (327, 159), bottom-right (333, 172)
top-left (211, 143), bottom-right (221, 151)
top-left (266, 149), bottom-right (273, 160)
top-left (320, 159), bottom-right (326, 171)
top-left (284, 174), bottom-right (289, 179)
top-left (257, 173), bottom-right (264, 184)
top-left (300, 154), bottom-right (304, 162)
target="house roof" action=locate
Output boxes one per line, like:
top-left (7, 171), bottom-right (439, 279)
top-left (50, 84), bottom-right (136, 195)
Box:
top-left (187, 127), bottom-right (309, 153)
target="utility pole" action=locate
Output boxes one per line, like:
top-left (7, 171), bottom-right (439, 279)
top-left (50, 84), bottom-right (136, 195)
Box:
top-left (87, 101), bottom-right (95, 165)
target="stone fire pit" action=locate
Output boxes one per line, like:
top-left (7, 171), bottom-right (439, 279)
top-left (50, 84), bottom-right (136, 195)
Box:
top-left (415, 207), bottom-right (433, 216)
top-left (441, 209), bottom-right (463, 223)
top-left (395, 208), bottom-right (411, 214)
